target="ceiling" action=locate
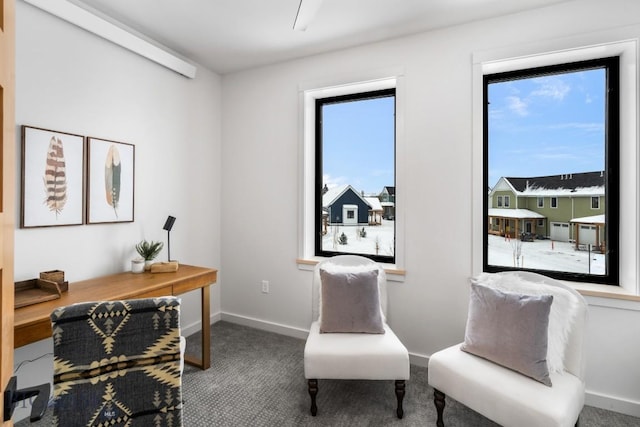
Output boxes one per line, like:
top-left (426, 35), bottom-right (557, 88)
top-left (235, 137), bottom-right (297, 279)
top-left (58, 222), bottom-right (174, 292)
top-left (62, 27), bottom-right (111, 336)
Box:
top-left (67, 0), bottom-right (572, 75)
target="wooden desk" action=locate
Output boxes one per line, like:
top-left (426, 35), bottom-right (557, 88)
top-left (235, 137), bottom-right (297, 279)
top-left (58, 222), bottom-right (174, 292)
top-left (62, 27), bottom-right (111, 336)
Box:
top-left (14, 264), bottom-right (217, 370)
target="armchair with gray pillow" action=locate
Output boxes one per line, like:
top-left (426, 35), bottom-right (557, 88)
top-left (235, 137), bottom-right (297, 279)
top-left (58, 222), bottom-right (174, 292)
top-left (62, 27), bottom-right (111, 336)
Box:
top-left (428, 271), bottom-right (588, 427)
top-left (303, 255), bottom-right (410, 418)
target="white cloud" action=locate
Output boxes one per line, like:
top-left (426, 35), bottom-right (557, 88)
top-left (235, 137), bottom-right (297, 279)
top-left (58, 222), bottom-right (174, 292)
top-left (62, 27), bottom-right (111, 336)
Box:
top-left (549, 122), bottom-right (604, 133)
top-left (507, 96), bottom-right (529, 116)
top-left (531, 76), bottom-right (570, 101)
top-left (323, 174), bottom-right (347, 189)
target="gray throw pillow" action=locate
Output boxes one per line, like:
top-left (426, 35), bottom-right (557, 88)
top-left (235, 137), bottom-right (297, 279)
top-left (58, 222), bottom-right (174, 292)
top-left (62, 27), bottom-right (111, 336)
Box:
top-left (461, 283), bottom-right (553, 386)
top-left (319, 268), bottom-right (385, 334)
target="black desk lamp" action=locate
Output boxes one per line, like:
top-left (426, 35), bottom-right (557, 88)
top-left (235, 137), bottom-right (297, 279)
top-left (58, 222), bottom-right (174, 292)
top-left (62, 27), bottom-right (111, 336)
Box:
top-left (163, 216), bottom-right (176, 262)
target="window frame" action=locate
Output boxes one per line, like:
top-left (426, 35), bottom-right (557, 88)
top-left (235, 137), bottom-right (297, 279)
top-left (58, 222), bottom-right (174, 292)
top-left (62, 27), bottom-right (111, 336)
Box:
top-left (592, 196), bottom-right (600, 210)
top-left (537, 197), bottom-right (544, 208)
top-left (482, 56), bottom-right (620, 285)
top-left (314, 88), bottom-right (396, 263)
top-left (298, 73), bottom-right (405, 276)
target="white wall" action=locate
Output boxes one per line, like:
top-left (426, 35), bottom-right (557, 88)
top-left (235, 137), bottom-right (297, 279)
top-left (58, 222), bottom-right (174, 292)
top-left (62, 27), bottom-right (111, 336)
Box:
top-left (220, 0), bottom-right (640, 417)
top-left (13, 2), bottom-right (222, 421)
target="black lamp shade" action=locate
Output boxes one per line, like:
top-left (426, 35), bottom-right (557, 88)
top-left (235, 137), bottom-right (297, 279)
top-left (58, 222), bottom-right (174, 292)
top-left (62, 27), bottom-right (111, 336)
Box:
top-left (163, 216), bottom-right (176, 231)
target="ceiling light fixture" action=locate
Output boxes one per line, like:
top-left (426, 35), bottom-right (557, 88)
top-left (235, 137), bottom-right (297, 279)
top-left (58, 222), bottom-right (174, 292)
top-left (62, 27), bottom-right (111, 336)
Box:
top-left (293, 0), bottom-right (323, 31)
top-left (22, 0), bottom-right (197, 78)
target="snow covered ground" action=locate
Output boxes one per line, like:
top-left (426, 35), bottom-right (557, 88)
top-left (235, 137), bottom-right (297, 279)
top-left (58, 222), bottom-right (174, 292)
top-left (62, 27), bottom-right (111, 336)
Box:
top-left (322, 220), bottom-right (395, 257)
top-left (488, 234), bottom-right (605, 275)
top-left (321, 221), bottom-right (605, 276)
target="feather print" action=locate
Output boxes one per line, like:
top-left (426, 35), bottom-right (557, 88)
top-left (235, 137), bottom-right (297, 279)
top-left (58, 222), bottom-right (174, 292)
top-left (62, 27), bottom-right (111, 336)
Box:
top-left (105, 144), bottom-right (121, 217)
top-left (43, 136), bottom-right (67, 216)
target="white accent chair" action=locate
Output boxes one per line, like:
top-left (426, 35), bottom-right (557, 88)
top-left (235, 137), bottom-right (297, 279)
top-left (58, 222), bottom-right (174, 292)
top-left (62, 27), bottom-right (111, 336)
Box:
top-left (304, 255), bottom-right (410, 418)
top-left (428, 271), bottom-right (588, 427)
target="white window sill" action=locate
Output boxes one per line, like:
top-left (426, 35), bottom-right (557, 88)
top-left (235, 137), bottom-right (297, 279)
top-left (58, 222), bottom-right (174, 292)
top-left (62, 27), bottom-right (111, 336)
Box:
top-left (296, 258), bottom-right (406, 282)
top-left (551, 279), bottom-right (640, 310)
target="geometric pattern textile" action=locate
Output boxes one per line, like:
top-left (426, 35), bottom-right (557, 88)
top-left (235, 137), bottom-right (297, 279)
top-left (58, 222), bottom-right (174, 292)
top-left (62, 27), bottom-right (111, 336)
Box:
top-left (50, 297), bottom-right (183, 427)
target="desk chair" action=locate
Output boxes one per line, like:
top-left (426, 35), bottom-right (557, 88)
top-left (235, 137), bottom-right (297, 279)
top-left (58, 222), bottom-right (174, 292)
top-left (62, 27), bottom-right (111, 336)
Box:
top-left (304, 255), bottom-right (410, 418)
top-left (50, 296), bottom-right (183, 427)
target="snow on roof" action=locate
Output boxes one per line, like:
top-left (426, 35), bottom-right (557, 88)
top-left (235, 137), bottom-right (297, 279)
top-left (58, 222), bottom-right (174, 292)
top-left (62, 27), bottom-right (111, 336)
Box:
top-left (488, 208), bottom-right (545, 219)
top-left (519, 186), bottom-right (604, 197)
top-left (570, 214), bottom-right (605, 224)
top-left (365, 197), bottom-right (383, 211)
top-left (493, 172), bottom-right (605, 197)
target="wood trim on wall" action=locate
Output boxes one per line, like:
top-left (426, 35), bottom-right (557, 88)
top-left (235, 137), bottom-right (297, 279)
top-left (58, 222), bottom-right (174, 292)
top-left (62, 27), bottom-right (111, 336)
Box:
top-left (0, 0), bottom-right (16, 424)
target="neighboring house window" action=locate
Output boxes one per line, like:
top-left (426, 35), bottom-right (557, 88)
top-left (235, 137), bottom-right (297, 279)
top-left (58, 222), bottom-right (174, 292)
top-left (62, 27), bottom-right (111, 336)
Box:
top-left (537, 219), bottom-right (544, 227)
top-left (315, 88), bottom-right (396, 263)
top-left (503, 195), bottom-right (510, 208)
top-left (484, 56), bottom-right (619, 285)
top-left (497, 195), bottom-right (503, 207)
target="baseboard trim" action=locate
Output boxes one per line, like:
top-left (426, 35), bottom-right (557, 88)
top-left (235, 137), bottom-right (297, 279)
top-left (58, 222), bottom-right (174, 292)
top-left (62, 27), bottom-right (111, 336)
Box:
top-left (408, 352), bottom-right (429, 368)
top-left (221, 312), bottom-right (309, 340)
top-left (182, 310), bottom-right (221, 338)
top-left (585, 389), bottom-right (640, 418)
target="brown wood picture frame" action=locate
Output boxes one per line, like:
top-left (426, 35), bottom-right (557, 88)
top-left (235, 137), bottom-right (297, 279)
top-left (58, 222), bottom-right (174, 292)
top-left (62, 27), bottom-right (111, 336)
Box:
top-left (21, 125), bottom-right (85, 228)
top-left (86, 136), bottom-right (135, 224)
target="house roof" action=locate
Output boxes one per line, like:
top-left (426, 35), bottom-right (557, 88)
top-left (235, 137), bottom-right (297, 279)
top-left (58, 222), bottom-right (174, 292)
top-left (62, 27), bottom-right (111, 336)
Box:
top-left (322, 184), bottom-right (371, 209)
top-left (381, 186), bottom-right (395, 196)
top-left (488, 208), bottom-right (545, 219)
top-left (571, 214), bottom-right (606, 224)
top-left (502, 171), bottom-right (605, 197)
top-left (365, 197), bottom-right (383, 212)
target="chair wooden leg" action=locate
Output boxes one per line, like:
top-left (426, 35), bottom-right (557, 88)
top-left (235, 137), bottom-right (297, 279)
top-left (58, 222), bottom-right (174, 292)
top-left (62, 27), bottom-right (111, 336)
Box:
top-left (395, 380), bottom-right (406, 419)
top-left (434, 388), bottom-right (446, 427)
top-left (308, 379), bottom-right (318, 416)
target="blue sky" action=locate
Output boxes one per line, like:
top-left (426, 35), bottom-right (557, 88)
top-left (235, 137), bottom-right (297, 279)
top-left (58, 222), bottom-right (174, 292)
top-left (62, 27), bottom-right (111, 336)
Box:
top-left (322, 95), bottom-right (395, 195)
top-left (488, 67), bottom-right (606, 188)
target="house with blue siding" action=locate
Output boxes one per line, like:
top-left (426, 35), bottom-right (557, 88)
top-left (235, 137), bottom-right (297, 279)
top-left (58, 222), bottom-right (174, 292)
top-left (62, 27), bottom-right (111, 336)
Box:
top-left (322, 184), bottom-right (372, 226)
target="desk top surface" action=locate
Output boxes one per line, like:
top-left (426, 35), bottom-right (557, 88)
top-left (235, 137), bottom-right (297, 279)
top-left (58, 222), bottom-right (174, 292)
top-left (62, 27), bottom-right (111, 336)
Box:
top-left (15, 264), bottom-right (217, 330)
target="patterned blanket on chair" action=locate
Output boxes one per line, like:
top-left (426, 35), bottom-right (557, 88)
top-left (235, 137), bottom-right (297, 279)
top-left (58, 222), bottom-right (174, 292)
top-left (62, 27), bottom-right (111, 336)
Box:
top-left (50, 296), bottom-right (183, 427)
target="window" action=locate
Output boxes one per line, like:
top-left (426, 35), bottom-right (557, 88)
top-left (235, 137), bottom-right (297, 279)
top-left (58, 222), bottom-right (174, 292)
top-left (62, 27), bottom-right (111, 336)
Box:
top-left (504, 195), bottom-right (510, 208)
top-left (497, 195), bottom-right (503, 207)
top-left (315, 89), bottom-right (396, 263)
top-left (484, 56), bottom-right (619, 285)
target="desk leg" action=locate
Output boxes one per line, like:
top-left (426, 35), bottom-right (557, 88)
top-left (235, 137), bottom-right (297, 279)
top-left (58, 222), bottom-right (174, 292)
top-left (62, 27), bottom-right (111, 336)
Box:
top-left (184, 285), bottom-right (211, 370)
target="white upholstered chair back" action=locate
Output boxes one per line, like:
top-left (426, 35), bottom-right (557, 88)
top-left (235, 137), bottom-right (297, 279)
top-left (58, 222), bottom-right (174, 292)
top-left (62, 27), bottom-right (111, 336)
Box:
top-left (312, 255), bottom-right (388, 322)
top-left (482, 271), bottom-right (588, 379)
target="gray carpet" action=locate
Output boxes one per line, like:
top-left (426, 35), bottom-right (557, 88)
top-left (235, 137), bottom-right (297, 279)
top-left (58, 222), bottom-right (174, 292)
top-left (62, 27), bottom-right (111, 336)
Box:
top-left (17, 320), bottom-right (640, 426)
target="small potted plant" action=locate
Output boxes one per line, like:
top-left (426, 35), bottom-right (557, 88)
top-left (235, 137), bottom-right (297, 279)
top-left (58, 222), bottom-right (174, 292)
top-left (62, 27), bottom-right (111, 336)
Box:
top-left (135, 240), bottom-right (164, 271)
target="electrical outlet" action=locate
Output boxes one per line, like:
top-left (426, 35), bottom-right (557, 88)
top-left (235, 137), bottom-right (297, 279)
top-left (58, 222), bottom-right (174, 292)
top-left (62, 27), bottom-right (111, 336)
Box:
top-left (261, 280), bottom-right (269, 293)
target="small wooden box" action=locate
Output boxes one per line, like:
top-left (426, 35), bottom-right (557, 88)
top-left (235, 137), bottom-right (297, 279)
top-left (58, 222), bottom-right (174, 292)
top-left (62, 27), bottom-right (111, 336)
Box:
top-left (15, 279), bottom-right (63, 309)
top-left (39, 270), bottom-right (68, 292)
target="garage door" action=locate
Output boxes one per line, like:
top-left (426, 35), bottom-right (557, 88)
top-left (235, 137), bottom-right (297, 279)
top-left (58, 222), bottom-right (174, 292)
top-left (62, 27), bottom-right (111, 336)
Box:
top-left (577, 224), bottom-right (597, 245)
top-left (550, 222), bottom-right (570, 242)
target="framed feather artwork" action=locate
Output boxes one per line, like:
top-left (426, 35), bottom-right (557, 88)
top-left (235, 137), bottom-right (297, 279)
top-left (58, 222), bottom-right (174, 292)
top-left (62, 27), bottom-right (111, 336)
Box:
top-left (87, 137), bottom-right (135, 224)
top-left (21, 126), bottom-right (85, 228)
